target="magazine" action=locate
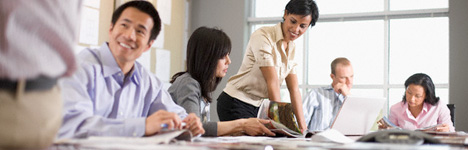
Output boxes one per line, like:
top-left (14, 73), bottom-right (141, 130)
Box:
top-left (257, 100), bottom-right (313, 138)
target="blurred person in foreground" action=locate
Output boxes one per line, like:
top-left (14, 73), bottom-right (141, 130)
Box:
top-left (0, 0), bottom-right (82, 149)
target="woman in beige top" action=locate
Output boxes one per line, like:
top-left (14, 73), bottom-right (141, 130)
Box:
top-left (217, 0), bottom-right (319, 132)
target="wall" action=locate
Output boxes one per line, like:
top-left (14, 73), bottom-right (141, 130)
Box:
top-left (160, 0), bottom-right (186, 77)
top-left (449, 0), bottom-right (468, 132)
top-left (190, 0), bottom-right (248, 122)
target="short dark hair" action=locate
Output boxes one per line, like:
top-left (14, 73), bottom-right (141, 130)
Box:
top-left (331, 57), bottom-right (351, 75)
top-left (170, 27), bottom-right (231, 103)
top-left (402, 73), bottom-right (440, 105)
top-left (111, 0), bottom-right (161, 43)
top-left (285, 0), bottom-right (319, 27)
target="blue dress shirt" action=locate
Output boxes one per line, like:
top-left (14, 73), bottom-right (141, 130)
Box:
top-left (58, 43), bottom-right (187, 139)
top-left (302, 85), bottom-right (345, 132)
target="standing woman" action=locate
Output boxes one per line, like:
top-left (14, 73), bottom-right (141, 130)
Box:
top-left (217, 0), bottom-right (319, 131)
top-left (169, 27), bottom-right (275, 136)
top-left (389, 73), bottom-right (455, 132)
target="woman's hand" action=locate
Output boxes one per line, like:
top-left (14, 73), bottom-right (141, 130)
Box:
top-left (435, 123), bottom-right (450, 132)
top-left (242, 118), bottom-right (276, 136)
top-left (182, 113), bottom-right (205, 136)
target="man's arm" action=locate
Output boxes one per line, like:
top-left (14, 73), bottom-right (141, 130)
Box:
top-left (58, 66), bottom-right (146, 139)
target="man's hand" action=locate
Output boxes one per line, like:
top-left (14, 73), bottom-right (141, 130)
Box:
top-left (182, 113), bottom-right (205, 136)
top-left (145, 110), bottom-right (182, 136)
top-left (242, 118), bottom-right (275, 136)
top-left (333, 82), bottom-right (351, 96)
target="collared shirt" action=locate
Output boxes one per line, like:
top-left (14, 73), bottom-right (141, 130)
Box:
top-left (389, 101), bottom-right (455, 132)
top-left (224, 22), bottom-right (297, 107)
top-left (0, 0), bottom-right (81, 80)
top-left (303, 86), bottom-right (345, 132)
top-left (58, 43), bottom-right (187, 139)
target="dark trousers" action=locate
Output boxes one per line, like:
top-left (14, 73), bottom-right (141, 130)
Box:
top-left (217, 92), bottom-right (259, 121)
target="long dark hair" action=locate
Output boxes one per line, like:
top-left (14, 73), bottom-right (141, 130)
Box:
top-left (402, 73), bottom-right (440, 105)
top-left (170, 27), bottom-right (231, 103)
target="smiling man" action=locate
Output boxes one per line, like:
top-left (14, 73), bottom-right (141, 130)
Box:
top-left (57, 1), bottom-right (204, 139)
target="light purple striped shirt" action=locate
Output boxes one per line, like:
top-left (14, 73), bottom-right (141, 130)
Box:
top-left (0, 0), bottom-right (81, 80)
top-left (303, 85), bottom-right (345, 132)
top-left (58, 43), bottom-right (187, 139)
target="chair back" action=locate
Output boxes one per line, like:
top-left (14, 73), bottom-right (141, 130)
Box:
top-left (447, 104), bottom-right (455, 128)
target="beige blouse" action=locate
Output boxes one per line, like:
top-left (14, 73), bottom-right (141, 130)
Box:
top-left (224, 22), bottom-right (297, 107)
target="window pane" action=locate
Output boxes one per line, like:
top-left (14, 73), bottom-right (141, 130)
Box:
top-left (294, 35), bottom-right (305, 84)
top-left (389, 17), bottom-right (449, 84)
top-left (315, 0), bottom-right (383, 15)
top-left (390, 0), bottom-right (448, 11)
top-left (280, 88), bottom-right (303, 103)
top-left (254, 0), bottom-right (289, 17)
top-left (308, 20), bottom-right (384, 85)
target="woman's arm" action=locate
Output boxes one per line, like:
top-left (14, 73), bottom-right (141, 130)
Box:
top-left (217, 118), bottom-right (275, 136)
top-left (260, 66), bottom-right (281, 102)
top-left (285, 74), bottom-right (307, 132)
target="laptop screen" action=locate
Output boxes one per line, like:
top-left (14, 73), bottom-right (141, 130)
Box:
top-left (330, 96), bottom-right (386, 136)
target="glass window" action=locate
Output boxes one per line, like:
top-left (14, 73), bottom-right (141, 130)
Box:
top-left (254, 0), bottom-right (289, 17)
top-left (389, 17), bottom-right (449, 84)
top-left (315, 0), bottom-right (384, 14)
top-left (390, 0), bottom-right (448, 11)
top-left (308, 20), bottom-right (384, 85)
top-left (280, 88), bottom-right (303, 103)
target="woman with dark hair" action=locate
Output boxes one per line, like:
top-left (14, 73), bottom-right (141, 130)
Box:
top-left (389, 73), bottom-right (454, 132)
top-left (168, 27), bottom-right (275, 136)
top-left (217, 0), bottom-right (319, 132)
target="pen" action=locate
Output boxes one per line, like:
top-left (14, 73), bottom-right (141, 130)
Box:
top-left (160, 122), bottom-right (187, 130)
top-left (161, 123), bottom-right (169, 129)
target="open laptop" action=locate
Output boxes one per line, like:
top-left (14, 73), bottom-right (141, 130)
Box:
top-left (330, 96), bottom-right (386, 136)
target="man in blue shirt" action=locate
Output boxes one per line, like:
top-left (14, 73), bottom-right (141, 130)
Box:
top-left (58, 1), bottom-right (204, 139)
top-left (303, 57), bottom-right (354, 132)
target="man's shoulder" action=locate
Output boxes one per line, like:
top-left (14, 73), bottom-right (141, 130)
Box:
top-left (134, 62), bottom-right (164, 90)
top-left (310, 86), bottom-right (334, 94)
top-left (76, 48), bottom-right (102, 66)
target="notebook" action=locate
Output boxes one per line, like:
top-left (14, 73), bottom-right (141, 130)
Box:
top-left (330, 96), bottom-right (386, 136)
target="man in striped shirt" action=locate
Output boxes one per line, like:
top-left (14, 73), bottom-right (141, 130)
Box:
top-left (303, 57), bottom-right (354, 132)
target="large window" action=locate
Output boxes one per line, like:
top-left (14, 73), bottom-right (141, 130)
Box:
top-left (249, 0), bottom-right (449, 115)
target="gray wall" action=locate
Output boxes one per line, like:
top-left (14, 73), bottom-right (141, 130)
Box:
top-left (190, 0), bottom-right (248, 121)
top-left (190, 0), bottom-right (468, 130)
top-left (449, 0), bottom-right (468, 132)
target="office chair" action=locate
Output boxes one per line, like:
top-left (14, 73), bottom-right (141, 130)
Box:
top-left (447, 104), bottom-right (455, 128)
